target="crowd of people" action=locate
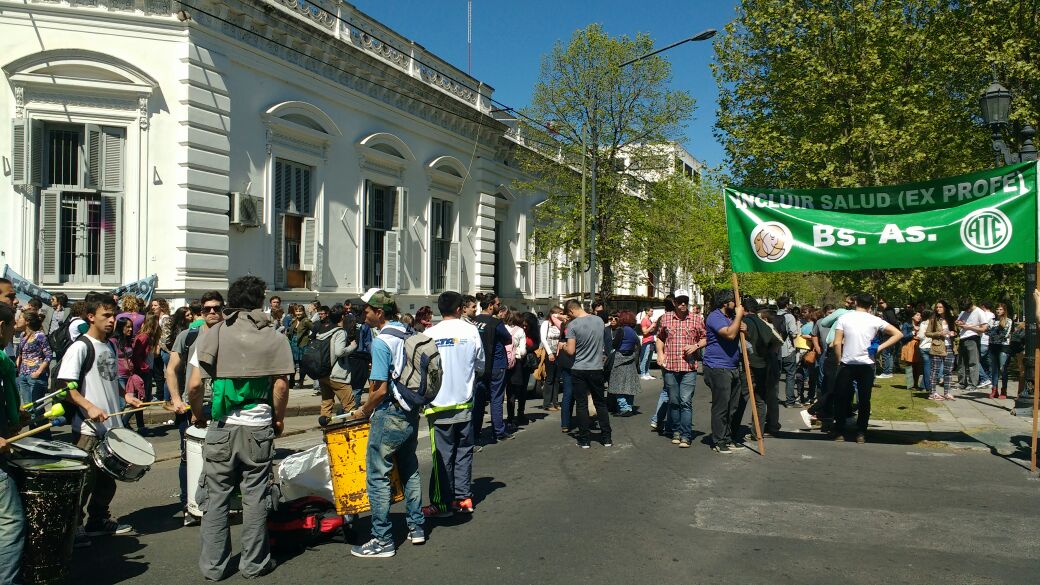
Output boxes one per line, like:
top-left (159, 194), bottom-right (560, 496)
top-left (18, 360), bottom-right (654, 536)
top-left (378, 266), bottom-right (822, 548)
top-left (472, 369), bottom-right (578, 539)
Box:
top-left (0, 274), bottom-right (1037, 582)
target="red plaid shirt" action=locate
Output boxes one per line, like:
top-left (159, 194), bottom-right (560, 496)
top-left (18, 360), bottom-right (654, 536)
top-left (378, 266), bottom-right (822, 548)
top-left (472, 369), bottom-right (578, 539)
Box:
top-left (656, 311), bottom-right (706, 372)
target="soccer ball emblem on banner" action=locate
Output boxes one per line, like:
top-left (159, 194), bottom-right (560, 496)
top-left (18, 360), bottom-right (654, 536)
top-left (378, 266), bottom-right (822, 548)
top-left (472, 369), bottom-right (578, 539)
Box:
top-left (750, 221), bottom-right (793, 262)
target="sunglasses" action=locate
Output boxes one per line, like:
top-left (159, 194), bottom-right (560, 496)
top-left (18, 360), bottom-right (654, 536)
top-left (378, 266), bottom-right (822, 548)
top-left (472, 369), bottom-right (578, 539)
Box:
top-left (201, 305), bottom-right (224, 314)
top-left (4, 293), bottom-right (16, 299)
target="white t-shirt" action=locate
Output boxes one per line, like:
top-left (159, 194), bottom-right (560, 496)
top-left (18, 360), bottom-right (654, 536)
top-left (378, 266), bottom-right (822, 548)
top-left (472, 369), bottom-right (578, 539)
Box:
top-left (189, 349), bottom-right (272, 426)
top-left (958, 307), bottom-right (986, 339)
top-left (835, 311), bottom-right (889, 365)
top-left (57, 333), bottom-right (124, 437)
top-left (424, 318), bottom-right (484, 408)
top-left (979, 310), bottom-right (994, 345)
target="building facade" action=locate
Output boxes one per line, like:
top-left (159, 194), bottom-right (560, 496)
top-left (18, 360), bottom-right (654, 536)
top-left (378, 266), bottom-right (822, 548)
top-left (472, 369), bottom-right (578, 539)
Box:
top-left (1, 0), bottom-right (564, 311)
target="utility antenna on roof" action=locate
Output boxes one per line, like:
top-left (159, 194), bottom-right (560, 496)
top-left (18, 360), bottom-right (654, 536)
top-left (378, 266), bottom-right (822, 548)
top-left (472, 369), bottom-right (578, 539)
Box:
top-left (467, 0), bottom-right (472, 74)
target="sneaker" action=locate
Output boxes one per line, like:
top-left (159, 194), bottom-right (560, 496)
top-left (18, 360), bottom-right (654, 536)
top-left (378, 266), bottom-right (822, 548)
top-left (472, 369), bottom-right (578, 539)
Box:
top-left (649, 421), bottom-right (657, 430)
top-left (451, 498), bottom-right (475, 514)
top-left (602, 438), bottom-right (613, 447)
top-left (730, 441), bottom-right (747, 450)
top-left (74, 527), bottom-right (92, 548)
top-left (943, 393), bottom-right (956, 401)
top-left (671, 434), bottom-right (681, 445)
top-left (679, 441), bottom-right (691, 448)
top-left (577, 441), bottom-right (590, 449)
top-left (497, 432), bottom-right (515, 441)
top-left (422, 504), bottom-right (453, 518)
top-left (408, 526), bottom-right (426, 545)
top-left (999, 393), bottom-right (1008, 399)
top-left (84, 518), bottom-right (132, 536)
top-left (799, 409), bottom-right (812, 429)
top-left (183, 510), bottom-right (201, 527)
top-left (855, 432), bottom-right (866, 444)
top-left (242, 560), bottom-right (277, 579)
top-left (351, 538), bottom-right (396, 558)
top-left (713, 444), bottom-right (732, 454)
top-left (832, 432), bottom-right (846, 442)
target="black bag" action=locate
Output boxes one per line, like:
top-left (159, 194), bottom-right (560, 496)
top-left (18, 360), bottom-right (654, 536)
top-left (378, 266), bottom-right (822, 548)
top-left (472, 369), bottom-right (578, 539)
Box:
top-left (300, 333), bottom-right (334, 380)
top-left (46, 314), bottom-right (77, 361)
top-left (267, 496), bottom-right (344, 551)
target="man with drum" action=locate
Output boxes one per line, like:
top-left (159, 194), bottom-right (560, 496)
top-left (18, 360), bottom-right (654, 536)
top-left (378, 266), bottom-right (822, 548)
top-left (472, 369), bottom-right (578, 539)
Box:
top-left (189, 276), bottom-right (292, 580)
top-left (349, 289), bottom-right (425, 558)
top-left (58, 293), bottom-right (143, 546)
top-left (0, 302), bottom-right (26, 583)
top-left (165, 290), bottom-right (224, 526)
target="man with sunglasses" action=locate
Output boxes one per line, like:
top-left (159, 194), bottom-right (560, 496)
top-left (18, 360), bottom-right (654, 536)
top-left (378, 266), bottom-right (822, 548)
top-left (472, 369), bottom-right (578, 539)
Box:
top-left (655, 290), bottom-right (706, 448)
top-left (165, 291), bottom-right (224, 526)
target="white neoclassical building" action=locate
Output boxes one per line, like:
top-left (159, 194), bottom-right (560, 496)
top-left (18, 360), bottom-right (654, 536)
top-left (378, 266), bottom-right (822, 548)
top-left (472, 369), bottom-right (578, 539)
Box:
top-left (0, 0), bottom-right (566, 311)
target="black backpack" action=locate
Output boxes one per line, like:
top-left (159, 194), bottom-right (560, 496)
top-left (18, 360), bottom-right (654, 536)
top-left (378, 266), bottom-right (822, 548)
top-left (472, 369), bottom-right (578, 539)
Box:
top-left (300, 331), bottom-right (336, 379)
top-left (46, 314), bottom-right (78, 361)
top-left (267, 496), bottom-right (345, 551)
top-left (772, 311), bottom-right (790, 341)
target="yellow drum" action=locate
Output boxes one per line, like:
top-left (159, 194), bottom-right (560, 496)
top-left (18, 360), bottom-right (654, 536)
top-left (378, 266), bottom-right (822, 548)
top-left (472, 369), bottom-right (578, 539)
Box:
top-left (322, 419), bottom-right (403, 516)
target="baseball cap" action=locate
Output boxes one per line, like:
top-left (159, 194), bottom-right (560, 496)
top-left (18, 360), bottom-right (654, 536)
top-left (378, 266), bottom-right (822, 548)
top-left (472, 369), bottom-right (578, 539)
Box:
top-left (673, 289), bottom-right (691, 304)
top-left (360, 288), bottom-right (395, 312)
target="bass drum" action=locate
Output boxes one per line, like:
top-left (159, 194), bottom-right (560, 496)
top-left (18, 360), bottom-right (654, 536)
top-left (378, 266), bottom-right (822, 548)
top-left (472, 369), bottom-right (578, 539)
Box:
top-left (8, 458), bottom-right (88, 585)
top-left (91, 428), bottom-right (155, 482)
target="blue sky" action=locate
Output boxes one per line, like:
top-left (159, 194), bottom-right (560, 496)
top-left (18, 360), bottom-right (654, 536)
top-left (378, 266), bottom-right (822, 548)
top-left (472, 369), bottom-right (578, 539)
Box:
top-left (352, 0), bottom-right (740, 169)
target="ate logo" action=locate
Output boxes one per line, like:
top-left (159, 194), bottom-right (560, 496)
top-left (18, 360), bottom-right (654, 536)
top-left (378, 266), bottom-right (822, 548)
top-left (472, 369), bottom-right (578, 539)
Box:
top-left (960, 208), bottom-right (1012, 254)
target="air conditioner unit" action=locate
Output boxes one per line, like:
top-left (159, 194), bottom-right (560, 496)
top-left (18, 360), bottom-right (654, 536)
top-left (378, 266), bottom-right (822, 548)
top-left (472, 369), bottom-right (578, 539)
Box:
top-left (230, 192), bottom-right (263, 227)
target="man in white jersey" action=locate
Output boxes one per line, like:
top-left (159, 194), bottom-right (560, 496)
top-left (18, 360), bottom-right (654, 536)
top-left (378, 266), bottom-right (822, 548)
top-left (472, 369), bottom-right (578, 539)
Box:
top-left (421, 291), bottom-right (484, 518)
top-left (831, 293), bottom-right (901, 443)
top-left (58, 293), bottom-right (142, 545)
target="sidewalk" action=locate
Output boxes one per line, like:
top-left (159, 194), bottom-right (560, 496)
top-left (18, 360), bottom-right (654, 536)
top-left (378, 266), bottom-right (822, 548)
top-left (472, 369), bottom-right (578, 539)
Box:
top-left (871, 388), bottom-right (1035, 458)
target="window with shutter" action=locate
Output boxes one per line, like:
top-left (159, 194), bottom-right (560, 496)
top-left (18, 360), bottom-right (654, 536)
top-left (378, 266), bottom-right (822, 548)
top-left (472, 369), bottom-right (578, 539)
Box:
top-left (445, 241), bottom-right (460, 292)
top-left (84, 124), bottom-right (102, 189)
top-left (100, 193), bottom-right (122, 285)
top-left (430, 198), bottom-right (455, 292)
top-left (300, 217), bottom-right (317, 272)
top-left (364, 181), bottom-right (400, 289)
top-left (100, 127), bottom-right (125, 192)
top-left (11, 119), bottom-right (26, 185)
top-left (272, 157), bottom-right (315, 288)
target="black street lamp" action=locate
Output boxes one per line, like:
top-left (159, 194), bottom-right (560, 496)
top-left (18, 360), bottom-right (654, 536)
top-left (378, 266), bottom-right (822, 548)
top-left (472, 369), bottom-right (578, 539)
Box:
top-left (979, 78), bottom-right (1038, 416)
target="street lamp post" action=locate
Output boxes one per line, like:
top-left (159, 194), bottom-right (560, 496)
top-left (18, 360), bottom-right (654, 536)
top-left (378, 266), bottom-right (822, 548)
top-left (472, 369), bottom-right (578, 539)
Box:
top-left (979, 79), bottom-right (1038, 415)
top-left (585, 28), bottom-right (716, 301)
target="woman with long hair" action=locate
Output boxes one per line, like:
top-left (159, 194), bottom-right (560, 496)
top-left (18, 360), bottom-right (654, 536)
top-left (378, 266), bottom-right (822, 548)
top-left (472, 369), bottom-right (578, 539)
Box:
top-left (916, 309), bottom-right (934, 394)
top-left (288, 304), bottom-right (312, 388)
top-left (898, 309), bottom-right (923, 391)
top-left (924, 300), bottom-right (957, 400)
top-left (505, 310), bottom-right (529, 428)
top-left (537, 306), bottom-right (564, 411)
top-left (608, 310), bottom-right (640, 416)
top-left (987, 303), bottom-right (1012, 399)
top-left (122, 313), bottom-right (160, 432)
top-left (153, 298), bottom-right (172, 402)
top-left (15, 311), bottom-right (51, 408)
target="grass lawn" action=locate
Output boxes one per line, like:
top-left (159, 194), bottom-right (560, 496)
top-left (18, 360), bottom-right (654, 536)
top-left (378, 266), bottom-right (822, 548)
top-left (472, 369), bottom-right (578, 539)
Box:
top-left (867, 376), bottom-right (940, 423)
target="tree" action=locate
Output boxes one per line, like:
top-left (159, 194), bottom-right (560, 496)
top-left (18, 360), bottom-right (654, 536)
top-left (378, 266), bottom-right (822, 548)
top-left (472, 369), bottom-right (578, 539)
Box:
top-left (515, 24), bottom-right (695, 299)
top-left (713, 0), bottom-right (1038, 302)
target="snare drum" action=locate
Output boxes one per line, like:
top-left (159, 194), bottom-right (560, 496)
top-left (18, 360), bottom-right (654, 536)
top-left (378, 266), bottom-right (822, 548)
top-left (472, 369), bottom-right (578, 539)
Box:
top-left (8, 458), bottom-right (88, 585)
top-left (91, 428), bottom-right (156, 482)
top-left (11, 437), bottom-right (89, 460)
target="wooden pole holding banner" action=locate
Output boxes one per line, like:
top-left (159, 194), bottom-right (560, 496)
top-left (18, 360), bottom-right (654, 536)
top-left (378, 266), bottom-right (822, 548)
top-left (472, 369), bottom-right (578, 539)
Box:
top-left (1032, 347), bottom-right (1039, 473)
top-left (731, 273), bottom-right (765, 456)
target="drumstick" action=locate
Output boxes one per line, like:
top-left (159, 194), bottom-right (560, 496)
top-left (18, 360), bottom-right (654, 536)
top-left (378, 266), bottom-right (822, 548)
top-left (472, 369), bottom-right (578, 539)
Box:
top-left (7, 417), bottom-right (66, 443)
top-left (20, 385), bottom-right (72, 411)
top-left (108, 406), bottom-right (150, 417)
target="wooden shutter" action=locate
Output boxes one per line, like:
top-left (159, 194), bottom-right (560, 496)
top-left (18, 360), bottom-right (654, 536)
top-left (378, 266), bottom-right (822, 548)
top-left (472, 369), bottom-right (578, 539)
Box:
top-left (446, 240), bottom-right (460, 292)
top-left (100, 126), bottom-right (125, 192)
top-left (516, 215), bottom-right (528, 262)
top-left (100, 192), bottom-right (122, 285)
top-left (393, 186), bottom-right (407, 230)
top-left (11, 119), bottom-right (26, 185)
top-left (84, 124), bottom-right (102, 189)
top-left (535, 262), bottom-right (550, 298)
top-left (383, 229), bottom-right (399, 292)
top-left (28, 120), bottom-right (44, 187)
top-left (300, 216), bottom-right (317, 272)
top-left (40, 191), bottom-right (61, 285)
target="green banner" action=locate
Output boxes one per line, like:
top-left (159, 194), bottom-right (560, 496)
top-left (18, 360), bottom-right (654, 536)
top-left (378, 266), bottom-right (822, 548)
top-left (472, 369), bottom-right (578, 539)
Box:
top-left (725, 162), bottom-right (1038, 273)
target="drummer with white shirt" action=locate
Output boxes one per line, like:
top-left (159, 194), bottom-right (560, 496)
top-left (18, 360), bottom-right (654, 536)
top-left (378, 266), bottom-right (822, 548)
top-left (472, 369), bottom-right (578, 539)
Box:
top-left (56, 293), bottom-right (142, 546)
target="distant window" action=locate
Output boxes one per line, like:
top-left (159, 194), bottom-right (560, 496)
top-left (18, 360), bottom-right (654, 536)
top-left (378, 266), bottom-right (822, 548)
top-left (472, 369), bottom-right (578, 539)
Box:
top-left (430, 199), bottom-right (454, 292)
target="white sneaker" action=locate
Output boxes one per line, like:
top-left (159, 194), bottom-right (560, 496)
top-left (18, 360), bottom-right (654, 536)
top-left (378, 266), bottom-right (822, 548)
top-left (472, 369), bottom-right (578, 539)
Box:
top-left (799, 409), bottom-right (812, 429)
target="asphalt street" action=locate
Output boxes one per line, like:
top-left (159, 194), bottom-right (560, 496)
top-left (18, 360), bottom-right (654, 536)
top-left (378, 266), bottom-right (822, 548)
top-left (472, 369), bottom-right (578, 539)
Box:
top-left (65, 378), bottom-right (1040, 585)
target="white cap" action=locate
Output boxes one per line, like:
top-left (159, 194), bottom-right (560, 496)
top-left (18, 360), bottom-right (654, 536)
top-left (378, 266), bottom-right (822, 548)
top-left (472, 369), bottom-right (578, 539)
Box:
top-left (673, 289), bottom-right (691, 299)
top-left (360, 288), bottom-right (382, 304)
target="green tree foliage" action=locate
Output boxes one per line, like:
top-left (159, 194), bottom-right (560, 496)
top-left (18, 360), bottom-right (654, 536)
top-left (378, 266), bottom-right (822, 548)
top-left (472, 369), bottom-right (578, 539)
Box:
top-left (515, 24), bottom-right (695, 297)
top-left (713, 0), bottom-right (1037, 304)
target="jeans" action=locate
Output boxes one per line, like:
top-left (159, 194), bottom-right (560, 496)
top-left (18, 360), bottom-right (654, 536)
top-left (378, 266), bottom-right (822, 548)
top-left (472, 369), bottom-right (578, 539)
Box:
top-left (978, 345), bottom-right (991, 385)
top-left (703, 366), bottom-right (743, 446)
top-left (880, 345), bottom-right (895, 375)
top-left (663, 370), bottom-right (697, 441)
top-left (571, 369), bottom-right (611, 444)
top-left (472, 368), bottom-right (507, 439)
top-left (780, 354), bottom-right (797, 403)
top-left (809, 350), bottom-right (839, 423)
top-left (366, 402), bottom-right (423, 544)
top-left (0, 468), bottom-right (25, 585)
top-left (956, 336), bottom-right (981, 388)
top-left (176, 412), bottom-right (191, 508)
top-left (638, 341), bottom-right (654, 376)
top-left (15, 373), bottom-right (46, 406)
top-left (198, 422), bottom-right (275, 580)
top-left (920, 352), bottom-right (933, 392)
top-left (834, 363), bottom-right (875, 432)
top-left (989, 346), bottom-right (1010, 391)
top-left (560, 368), bottom-right (574, 430)
top-left (931, 351), bottom-right (955, 391)
top-left (157, 350), bottom-right (171, 401)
